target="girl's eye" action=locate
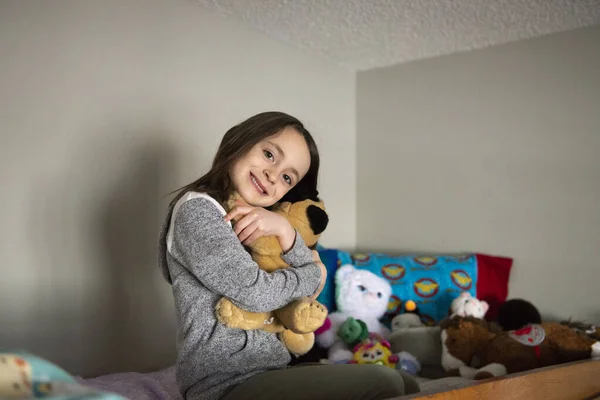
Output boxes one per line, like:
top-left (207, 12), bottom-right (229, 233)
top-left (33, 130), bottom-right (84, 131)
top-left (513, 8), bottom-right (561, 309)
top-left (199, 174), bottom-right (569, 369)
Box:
top-left (263, 150), bottom-right (274, 161)
top-left (377, 292), bottom-right (382, 298)
top-left (358, 285), bottom-right (366, 292)
top-left (376, 350), bottom-right (383, 355)
top-left (283, 174), bottom-right (292, 185)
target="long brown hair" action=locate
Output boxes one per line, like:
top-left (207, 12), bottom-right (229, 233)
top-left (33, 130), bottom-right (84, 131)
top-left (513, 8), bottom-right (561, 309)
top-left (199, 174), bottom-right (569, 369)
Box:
top-left (170, 111), bottom-right (320, 207)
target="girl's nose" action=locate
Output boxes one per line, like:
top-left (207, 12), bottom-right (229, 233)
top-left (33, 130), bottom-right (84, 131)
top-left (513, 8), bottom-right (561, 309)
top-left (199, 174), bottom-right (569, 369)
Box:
top-left (264, 169), bottom-right (275, 183)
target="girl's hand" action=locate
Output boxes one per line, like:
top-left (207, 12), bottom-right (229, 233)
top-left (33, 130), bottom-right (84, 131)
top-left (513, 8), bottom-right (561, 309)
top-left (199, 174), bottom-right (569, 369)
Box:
top-left (225, 201), bottom-right (296, 251)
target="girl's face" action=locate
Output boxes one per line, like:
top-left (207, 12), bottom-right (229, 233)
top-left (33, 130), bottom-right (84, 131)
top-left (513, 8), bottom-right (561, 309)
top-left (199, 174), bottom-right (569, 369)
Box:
top-left (229, 127), bottom-right (311, 207)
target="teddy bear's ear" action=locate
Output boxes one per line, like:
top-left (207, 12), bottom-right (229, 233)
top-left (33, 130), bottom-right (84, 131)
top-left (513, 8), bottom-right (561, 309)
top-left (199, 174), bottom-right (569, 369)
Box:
top-left (279, 202), bottom-right (292, 214)
top-left (307, 205), bottom-right (329, 235)
top-left (335, 264), bottom-right (356, 286)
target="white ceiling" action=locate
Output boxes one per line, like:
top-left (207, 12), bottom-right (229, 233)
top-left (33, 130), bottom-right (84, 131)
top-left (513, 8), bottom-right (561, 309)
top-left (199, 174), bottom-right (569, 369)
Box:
top-left (195, 0), bottom-right (600, 70)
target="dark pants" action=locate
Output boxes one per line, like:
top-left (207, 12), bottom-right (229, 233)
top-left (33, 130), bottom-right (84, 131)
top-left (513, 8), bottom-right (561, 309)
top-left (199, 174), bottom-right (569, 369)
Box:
top-left (222, 363), bottom-right (421, 400)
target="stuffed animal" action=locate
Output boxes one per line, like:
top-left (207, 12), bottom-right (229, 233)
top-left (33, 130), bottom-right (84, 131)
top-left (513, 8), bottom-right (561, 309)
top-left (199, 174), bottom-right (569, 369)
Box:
top-left (349, 333), bottom-right (399, 368)
top-left (396, 351), bottom-right (422, 376)
top-left (450, 292), bottom-right (488, 319)
top-left (338, 317), bottom-right (369, 349)
top-left (387, 300), bottom-right (433, 377)
top-left (440, 316), bottom-right (600, 380)
top-left (215, 191), bottom-right (329, 356)
top-left (315, 265), bottom-right (392, 362)
top-left (497, 299), bottom-right (542, 330)
top-left (392, 300), bottom-right (425, 330)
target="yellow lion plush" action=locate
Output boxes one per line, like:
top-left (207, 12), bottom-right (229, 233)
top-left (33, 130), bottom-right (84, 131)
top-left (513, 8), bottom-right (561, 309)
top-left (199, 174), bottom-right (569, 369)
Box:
top-left (215, 192), bottom-right (329, 356)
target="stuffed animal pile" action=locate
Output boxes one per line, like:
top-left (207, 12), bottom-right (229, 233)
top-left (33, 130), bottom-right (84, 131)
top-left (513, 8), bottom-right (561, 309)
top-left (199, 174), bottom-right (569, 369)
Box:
top-left (312, 266), bottom-right (600, 382)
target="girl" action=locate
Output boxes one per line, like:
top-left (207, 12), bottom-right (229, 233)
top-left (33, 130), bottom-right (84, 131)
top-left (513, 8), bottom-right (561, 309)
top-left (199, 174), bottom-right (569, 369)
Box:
top-left (158, 112), bottom-right (419, 399)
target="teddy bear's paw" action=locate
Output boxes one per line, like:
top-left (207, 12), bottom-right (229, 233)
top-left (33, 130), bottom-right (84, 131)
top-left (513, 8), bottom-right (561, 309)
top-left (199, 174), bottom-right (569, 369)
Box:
top-left (280, 330), bottom-right (314, 357)
top-left (215, 298), bottom-right (243, 328)
top-left (291, 301), bottom-right (328, 334)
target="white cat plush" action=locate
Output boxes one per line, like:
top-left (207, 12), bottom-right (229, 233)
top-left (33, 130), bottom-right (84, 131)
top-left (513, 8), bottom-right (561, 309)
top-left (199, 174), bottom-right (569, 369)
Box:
top-left (315, 264), bottom-right (392, 362)
top-left (450, 292), bottom-right (488, 319)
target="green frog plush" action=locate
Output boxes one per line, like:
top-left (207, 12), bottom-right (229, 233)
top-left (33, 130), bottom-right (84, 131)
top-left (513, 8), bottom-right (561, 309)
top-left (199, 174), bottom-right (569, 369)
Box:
top-left (338, 317), bottom-right (369, 349)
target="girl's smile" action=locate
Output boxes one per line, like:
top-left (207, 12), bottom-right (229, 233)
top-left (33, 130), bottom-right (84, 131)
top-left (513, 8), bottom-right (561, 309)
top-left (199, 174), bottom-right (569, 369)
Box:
top-left (250, 172), bottom-right (268, 196)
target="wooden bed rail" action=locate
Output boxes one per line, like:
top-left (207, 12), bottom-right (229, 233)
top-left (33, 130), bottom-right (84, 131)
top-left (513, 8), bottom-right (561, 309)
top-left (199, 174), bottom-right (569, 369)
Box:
top-left (411, 359), bottom-right (600, 400)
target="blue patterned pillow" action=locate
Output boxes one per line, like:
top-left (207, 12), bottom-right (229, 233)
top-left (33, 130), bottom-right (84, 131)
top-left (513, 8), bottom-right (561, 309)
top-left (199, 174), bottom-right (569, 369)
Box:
top-left (318, 248), bottom-right (478, 325)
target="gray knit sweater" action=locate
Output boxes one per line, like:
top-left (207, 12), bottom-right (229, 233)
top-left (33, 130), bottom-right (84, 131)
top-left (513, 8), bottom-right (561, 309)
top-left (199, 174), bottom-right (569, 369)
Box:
top-left (158, 192), bottom-right (322, 400)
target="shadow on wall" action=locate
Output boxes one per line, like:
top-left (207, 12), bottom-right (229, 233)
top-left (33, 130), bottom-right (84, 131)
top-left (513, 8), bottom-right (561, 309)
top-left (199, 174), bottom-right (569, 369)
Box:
top-left (92, 135), bottom-right (180, 376)
top-left (20, 123), bottom-right (184, 377)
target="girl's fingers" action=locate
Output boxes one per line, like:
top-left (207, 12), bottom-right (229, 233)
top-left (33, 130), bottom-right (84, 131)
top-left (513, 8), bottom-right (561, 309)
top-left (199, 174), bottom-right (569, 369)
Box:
top-left (237, 220), bottom-right (260, 243)
top-left (242, 228), bottom-right (265, 246)
top-left (234, 213), bottom-right (257, 236)
top-left (225, 205), bottom-right (253, 222)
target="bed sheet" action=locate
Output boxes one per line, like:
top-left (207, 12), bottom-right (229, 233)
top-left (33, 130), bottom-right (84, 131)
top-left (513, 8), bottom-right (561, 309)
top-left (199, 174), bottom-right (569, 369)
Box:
top-left (78, 367), bottom-right (181, 400)
top-left (78, 367), bottom-right (476, 400)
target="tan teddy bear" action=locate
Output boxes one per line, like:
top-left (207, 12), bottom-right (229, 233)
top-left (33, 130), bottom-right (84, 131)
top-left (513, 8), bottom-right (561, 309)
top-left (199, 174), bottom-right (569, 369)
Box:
top-left (215, 192), bottom-right (329, 356)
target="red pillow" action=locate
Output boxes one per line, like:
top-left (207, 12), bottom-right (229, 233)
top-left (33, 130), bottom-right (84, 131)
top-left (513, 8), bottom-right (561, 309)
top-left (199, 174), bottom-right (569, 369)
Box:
top-left (476, 253), bottom-right (513, 321)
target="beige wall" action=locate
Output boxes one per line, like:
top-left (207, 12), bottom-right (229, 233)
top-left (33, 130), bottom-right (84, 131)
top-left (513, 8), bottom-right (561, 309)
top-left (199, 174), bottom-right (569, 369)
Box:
top-left (357, 26), bottom-right (600, 322)
top-left (0, 0), bottom-right (355, 376)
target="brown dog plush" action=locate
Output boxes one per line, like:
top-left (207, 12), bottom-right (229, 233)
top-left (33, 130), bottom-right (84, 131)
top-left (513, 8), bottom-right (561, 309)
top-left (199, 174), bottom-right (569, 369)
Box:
top-left (440, 316), bottom-right (600, 380)
top-left (215, 191), bottom-right (329, 356)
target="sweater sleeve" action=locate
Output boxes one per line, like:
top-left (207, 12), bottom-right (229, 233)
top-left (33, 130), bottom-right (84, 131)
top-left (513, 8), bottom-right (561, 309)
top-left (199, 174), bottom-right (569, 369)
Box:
top-left (169, 198), bottom-right (322, 313)
top-left (281, 230), bottom-right (315, 268)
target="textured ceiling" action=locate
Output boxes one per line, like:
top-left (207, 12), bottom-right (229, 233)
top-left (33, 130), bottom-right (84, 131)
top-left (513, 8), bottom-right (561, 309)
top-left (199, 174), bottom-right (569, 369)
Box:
top-left (195, 0), bottom-right (600, 70)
